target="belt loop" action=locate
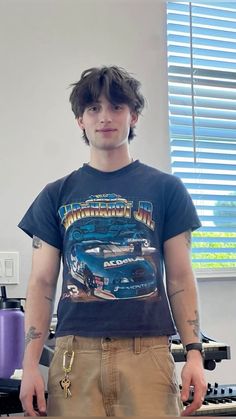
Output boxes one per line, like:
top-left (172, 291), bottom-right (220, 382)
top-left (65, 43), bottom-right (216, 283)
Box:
top-left (67, 335), bottom-right (75, 353)
top-left (134, 336), bottom-right (141, 354)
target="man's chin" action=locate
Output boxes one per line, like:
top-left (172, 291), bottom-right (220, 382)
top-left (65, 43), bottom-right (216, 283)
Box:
top-left (90, 139), bottom-right (127, 151)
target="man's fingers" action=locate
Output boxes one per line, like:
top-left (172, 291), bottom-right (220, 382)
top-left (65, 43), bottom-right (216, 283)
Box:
top-left (181, 379), bottom-right (191, 402)
top-left (23, 405), bottom-right (38, 417)
top-left (20, 370), bottom-right (46, 416)
top-left (181, 398), bottom-right (203, 417)
top-left (181, 387), bottom-right (205, 416)
top-left (20, 394), bottom-right (34, 416)
top-left (21, 392), bottom-right (41, 417)
top-left (35, 390), bottom-right (47, 415)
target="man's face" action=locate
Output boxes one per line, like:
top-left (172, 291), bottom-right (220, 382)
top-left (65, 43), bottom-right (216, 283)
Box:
top-left (77, 95), bottom-right (138, 151)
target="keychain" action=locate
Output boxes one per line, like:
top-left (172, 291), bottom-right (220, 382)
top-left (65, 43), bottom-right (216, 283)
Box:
top-left (59, 350), bottom-right (74, 398)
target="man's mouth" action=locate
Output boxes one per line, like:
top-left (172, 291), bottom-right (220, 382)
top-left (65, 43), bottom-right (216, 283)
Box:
top-left (96, 128), bottom-right (117, 132)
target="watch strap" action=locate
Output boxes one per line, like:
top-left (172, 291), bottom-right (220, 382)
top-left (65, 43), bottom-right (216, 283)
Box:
top-left (185, 342), bottom-right (203, 352)
top-left (184, 342), bottom-right (205, 359)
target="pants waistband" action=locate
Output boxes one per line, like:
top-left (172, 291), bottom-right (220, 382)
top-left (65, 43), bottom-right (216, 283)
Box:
top-left (55, 335), bottom-right (169, 353)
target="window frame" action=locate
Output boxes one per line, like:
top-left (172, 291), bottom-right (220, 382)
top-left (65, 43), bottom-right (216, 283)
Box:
top-left (166, 1), bottom-right (236, 279)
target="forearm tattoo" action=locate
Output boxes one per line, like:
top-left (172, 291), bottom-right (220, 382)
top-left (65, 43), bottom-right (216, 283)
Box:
top-left (187, 310), bottom-right (200, 337)
top-left (169, 288), bottom-right (185, 299)
top-left (184, 230), bottom-right (192, 249)
top-left (44, 296), bottom-right (53, 302)
top-left (32, 235), bottom-right (42, 249)
top-left (25, 326), bottom-right (42, 348)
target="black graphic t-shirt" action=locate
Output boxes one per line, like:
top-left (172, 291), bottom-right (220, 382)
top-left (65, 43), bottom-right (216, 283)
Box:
top-left (18, 160), bottom-right (201, 337)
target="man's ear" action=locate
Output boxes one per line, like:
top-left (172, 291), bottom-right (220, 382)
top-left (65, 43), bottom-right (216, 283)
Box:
top-left (77, 116), bottom-right (84, 130)
top-left (130, 112), bottom-right (138, 127)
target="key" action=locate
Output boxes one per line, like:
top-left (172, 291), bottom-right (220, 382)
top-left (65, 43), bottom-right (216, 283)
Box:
top-left (60, 376), bottom-right (72, 398)
top-left (60, 376), bottom-right (71, 398)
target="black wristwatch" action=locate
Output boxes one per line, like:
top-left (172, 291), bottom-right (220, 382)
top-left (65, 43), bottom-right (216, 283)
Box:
top-left (184, 343), bottom-right (205, 360)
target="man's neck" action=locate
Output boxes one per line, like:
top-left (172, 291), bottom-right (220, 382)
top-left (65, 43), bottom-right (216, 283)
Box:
top-left (88, 148), bottom-right (133, 172)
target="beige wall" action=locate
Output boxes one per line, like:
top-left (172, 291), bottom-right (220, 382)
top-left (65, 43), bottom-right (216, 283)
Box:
top-left (0, 0), bottom-right (235, 385)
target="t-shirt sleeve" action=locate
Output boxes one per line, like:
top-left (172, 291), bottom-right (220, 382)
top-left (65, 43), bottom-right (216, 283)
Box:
top-left (163, 175), bottom-right (201, 242)
top-left (18, 184), bottom-right (62, 250)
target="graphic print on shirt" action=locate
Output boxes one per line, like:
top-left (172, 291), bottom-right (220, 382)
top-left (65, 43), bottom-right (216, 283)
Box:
top-left (58, 194), bottom-right (160, 302)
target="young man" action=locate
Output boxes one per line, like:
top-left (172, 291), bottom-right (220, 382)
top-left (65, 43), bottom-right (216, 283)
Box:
top-left (19, 66), bottom-right (206, 416)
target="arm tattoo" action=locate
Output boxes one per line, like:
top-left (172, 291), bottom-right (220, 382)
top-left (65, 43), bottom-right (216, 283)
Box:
top-left (169, 289), bottom-right (185, 299)
top-left (187, 310), bottom-right (200, 337)
top-left (184, 230), bottom-right (192, 250)
top-left (32, 235), bottom-right (42, 249)
top-left (44, 296), bottom-right (53, 302)
top-left (25, 326), bottom-right (42, 348)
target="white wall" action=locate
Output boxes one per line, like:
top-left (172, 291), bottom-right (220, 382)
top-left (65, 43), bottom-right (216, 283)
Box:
top-left (0, 0), bottom-right (235, 385)
top-left (0, 0), bottom-right (171, 295)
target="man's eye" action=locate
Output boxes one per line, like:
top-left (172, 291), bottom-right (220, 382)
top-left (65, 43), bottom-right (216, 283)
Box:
top-left (87, 105), bottom-right (99, 112)
top-left (113, 104), bottom-right (123, 110)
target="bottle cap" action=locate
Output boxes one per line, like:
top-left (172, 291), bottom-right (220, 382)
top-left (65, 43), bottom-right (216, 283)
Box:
top-left (0, 299), bottom-right (22, 309)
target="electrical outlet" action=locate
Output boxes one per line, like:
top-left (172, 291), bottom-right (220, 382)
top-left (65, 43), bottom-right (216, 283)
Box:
top-left (0, 252), bottom-right (19, 284)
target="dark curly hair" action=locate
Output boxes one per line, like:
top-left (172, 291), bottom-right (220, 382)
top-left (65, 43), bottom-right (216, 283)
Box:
top-left (69, 66), bottom-right (145, 144)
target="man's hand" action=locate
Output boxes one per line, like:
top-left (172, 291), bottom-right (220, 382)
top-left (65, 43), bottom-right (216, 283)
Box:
top-left (181, 351), bottom-right (207, 416)
top-left (20, 367), bottom-right (47, 416)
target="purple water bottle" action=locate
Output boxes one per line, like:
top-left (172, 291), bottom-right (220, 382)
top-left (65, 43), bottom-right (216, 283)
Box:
top-left (0, 288), bottom-right (25, 378)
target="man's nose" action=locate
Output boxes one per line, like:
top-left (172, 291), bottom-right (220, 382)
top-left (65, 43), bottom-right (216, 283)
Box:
top-left (99, 108), bottom-right (112, 123)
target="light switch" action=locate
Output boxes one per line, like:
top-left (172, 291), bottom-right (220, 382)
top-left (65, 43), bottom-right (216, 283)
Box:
top-left (0, 252), bottom-right (19, 284)
top-left (5, 259), bottom-right (14, 277)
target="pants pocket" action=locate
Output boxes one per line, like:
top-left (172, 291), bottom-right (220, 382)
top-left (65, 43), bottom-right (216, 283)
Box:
top-left (149, 345), bottom-right (179, 394)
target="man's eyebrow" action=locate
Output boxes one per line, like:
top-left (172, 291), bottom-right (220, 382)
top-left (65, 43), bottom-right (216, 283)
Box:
top-left (87, 100), bottom-right (100, 105)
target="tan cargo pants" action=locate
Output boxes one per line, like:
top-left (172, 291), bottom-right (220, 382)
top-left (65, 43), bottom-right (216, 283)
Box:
top-left (47, 335), bottom-right (182, 416)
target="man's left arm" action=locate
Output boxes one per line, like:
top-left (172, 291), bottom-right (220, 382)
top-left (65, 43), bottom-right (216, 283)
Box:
top-left (164, 230), bottom-right (207, 416)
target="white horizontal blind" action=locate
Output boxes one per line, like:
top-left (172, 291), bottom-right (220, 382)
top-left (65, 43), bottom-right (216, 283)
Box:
top-left (167, 2), bottom-right (236, 275)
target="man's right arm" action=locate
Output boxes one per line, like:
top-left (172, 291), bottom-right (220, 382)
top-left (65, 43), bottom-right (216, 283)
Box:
top-left (20, 236), bottom-right (61, 416)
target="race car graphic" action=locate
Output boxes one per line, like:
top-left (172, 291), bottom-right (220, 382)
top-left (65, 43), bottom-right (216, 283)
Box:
top-left (68, 219), bottom-right (153, 248)
top-left (66, 240), bottom-right (158, 300)
top-left (68, 219), bottom-right (137, 243)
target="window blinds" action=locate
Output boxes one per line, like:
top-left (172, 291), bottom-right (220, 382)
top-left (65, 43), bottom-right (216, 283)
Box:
top-left (167, 2), bottom-right (236, 274)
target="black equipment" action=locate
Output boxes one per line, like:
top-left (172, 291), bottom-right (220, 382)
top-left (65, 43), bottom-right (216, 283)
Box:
top-left (185, 383), bottom-right (236, 416)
